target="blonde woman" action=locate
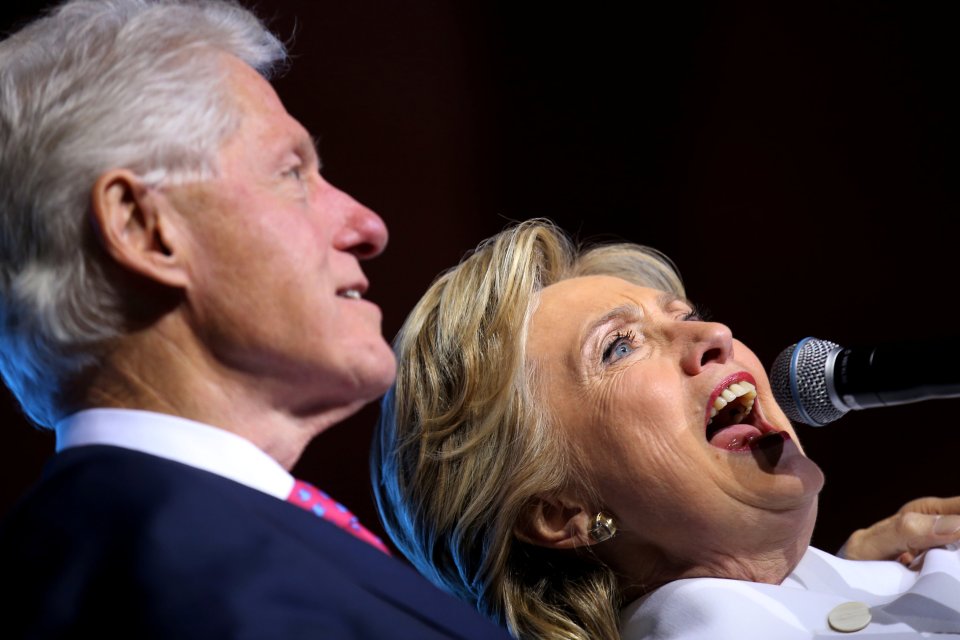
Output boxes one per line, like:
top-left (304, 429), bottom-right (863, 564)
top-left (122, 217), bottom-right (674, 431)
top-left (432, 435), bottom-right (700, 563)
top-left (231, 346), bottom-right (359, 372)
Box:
top-left (372, 219), bottom-right (960, 639)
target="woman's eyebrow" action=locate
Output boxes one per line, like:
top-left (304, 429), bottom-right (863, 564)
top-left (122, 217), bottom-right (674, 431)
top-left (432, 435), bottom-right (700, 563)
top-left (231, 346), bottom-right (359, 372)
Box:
top-left (586, 304), bottom-right (641, 335)
top-left (657, 292), bottom-right (694, 311)
top-left (580, 303), bottom-right (643, 357)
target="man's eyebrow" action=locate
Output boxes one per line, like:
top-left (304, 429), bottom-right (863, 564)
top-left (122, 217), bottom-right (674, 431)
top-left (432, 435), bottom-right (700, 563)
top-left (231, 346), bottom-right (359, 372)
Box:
top-left (292, 134), bottom-right (322, 169)
top-left (297, 135), bottom-right (320, 167)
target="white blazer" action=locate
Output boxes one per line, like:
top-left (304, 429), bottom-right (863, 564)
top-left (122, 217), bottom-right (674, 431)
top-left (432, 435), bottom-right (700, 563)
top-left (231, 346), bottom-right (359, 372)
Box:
top-left (620, 546), bottom-right (960, 638)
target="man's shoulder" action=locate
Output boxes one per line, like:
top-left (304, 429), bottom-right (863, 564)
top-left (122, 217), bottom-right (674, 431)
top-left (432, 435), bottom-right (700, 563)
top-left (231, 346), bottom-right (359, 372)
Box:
top-left (7, 444), bottom-right (257, 521)
top-left (4, 445), bottom-right (355, 558)
top-left (0, 445), bottom-right (509, 639)
top-left (2, 445), bottom-right (275, 555)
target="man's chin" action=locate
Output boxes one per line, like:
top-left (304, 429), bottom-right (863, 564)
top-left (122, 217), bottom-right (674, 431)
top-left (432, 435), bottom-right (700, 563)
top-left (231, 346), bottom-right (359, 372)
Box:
top-left (341, 349), bottom-right (398, 404)
top-left (362, 347), bottom-right (398, 395)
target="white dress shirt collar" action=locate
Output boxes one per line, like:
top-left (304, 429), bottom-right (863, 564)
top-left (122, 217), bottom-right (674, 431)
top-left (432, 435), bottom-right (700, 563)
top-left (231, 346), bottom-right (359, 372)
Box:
top-left (55, 408), bottom-right (295, 500)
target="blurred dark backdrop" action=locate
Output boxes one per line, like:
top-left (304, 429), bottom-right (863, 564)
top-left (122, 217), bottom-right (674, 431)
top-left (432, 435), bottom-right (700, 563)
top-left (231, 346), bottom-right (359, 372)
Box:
top-left (2, 0), bottom-right (957, 557)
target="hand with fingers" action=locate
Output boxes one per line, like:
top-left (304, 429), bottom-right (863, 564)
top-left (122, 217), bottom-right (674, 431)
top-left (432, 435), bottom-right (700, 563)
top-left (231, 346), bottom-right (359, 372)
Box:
top-left (839, 496), bottom-right (960, 566)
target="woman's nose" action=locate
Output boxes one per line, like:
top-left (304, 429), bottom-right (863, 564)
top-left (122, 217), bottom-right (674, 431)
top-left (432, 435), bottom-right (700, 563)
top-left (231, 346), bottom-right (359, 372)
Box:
top-left (678, 321), bottom-right (734, 375)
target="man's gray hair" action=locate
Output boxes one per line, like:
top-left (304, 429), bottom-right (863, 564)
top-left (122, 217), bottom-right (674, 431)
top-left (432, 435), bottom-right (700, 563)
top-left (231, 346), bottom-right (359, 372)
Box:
top-left (0, 0), bottom-right (287, 427)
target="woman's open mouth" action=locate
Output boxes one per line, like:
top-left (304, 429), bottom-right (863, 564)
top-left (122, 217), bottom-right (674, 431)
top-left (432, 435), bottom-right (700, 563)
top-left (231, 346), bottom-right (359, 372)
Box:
top-left (704, 372), bottom-right (773, 451)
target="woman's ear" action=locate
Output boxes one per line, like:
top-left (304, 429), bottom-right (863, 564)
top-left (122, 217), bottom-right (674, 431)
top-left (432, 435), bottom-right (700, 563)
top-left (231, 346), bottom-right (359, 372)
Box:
top-left (514, 495), bottom-right (599, 549)
top-left (89, 169), bottom-right (188, 288)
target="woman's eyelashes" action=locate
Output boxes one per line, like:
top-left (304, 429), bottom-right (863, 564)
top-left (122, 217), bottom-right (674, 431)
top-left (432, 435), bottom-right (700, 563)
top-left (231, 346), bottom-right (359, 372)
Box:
top-left (602, 330), bottom-right (639, 364)
top-left (600, 306), bottom-right (707, 364)
top-left (680, 304), bottom-right (710, 322)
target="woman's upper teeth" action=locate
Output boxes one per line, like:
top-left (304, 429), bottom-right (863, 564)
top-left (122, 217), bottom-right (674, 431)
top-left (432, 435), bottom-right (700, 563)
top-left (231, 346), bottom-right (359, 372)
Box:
top-left (708, 381), bottom-right (757, 423)
top-left (340, 289), bottom-right (361, 300)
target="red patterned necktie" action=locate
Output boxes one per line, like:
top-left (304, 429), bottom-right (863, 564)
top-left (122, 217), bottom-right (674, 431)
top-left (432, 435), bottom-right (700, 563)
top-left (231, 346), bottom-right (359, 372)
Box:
top-left (287, 479), bottom-right (391, 555)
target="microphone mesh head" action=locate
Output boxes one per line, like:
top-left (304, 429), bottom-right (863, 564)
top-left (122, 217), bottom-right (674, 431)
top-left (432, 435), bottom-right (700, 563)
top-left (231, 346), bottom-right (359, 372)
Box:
top-left (770, 337), bottom-right (847, 426)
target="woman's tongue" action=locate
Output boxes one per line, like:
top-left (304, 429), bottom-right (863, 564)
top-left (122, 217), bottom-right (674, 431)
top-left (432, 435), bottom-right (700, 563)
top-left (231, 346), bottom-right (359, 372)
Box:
top-left (709, 423), bottom-right (763, 451)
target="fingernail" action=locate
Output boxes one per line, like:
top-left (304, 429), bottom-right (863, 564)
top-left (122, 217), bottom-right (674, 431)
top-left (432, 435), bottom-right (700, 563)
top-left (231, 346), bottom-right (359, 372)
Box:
top-left (933, 515), bottom-right (960, 536)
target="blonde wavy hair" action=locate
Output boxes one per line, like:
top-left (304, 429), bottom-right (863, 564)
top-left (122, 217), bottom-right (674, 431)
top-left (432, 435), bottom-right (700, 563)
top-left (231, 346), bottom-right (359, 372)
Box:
top-left (372, 219), bottom-right (684, 639)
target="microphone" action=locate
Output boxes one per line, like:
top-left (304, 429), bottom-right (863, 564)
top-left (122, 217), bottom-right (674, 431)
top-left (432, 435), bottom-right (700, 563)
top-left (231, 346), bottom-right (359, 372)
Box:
top-left (769, 337), bottom-right (960, 426)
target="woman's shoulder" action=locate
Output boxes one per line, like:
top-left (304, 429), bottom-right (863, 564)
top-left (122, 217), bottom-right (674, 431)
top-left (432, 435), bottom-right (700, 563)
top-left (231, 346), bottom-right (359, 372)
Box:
top-left (620, 575), bottom-right (816, 640)
top-left (620, 545), bottom-right (960, 639)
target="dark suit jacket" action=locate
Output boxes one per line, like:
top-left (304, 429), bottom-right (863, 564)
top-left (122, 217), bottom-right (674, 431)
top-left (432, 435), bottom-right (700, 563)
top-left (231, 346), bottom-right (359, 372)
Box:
top-left (0, 445), bottom-right (509, 639)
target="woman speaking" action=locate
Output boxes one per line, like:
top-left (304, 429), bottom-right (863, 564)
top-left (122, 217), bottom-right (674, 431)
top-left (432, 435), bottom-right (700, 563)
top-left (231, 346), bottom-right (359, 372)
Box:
top-left (372, 219), bottom-right (960, 639)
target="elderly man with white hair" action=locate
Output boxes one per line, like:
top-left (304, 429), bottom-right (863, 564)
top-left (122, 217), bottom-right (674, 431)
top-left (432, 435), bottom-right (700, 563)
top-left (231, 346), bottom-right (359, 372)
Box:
top-left (0, 1), bottom-right (508, 637)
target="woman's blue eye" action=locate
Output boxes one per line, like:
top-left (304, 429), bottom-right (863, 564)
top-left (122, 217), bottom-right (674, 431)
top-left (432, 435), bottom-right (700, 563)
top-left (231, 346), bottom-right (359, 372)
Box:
top-left (603, 331), bottom-right (636, 363)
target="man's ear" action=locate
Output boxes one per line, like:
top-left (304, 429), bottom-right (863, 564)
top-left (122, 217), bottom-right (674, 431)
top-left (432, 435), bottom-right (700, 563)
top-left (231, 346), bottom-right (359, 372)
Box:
top-left (514, 495), bottom-right (598, 550)
top-left (89, 169), bottom-right (188, 288)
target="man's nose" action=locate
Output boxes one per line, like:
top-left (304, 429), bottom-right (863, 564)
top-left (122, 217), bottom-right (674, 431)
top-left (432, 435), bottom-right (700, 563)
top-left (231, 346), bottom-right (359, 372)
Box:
top-left (330, 185), bottom-right (389, 259)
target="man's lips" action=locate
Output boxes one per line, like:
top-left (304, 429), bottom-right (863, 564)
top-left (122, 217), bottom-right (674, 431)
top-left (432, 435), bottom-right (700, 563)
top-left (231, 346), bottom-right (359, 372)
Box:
top-left (336, 281), bottom-right (369, 300)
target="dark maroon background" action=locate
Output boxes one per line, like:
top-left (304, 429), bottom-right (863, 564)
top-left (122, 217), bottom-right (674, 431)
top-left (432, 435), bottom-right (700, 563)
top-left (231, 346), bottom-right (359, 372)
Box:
top-left (2, 1), bottom-right (957, 557)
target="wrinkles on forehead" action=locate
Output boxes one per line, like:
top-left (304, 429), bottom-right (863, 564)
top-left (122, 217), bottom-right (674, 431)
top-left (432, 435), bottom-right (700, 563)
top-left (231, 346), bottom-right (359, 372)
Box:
top-left (526, 277), bottom-right (699, 400)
